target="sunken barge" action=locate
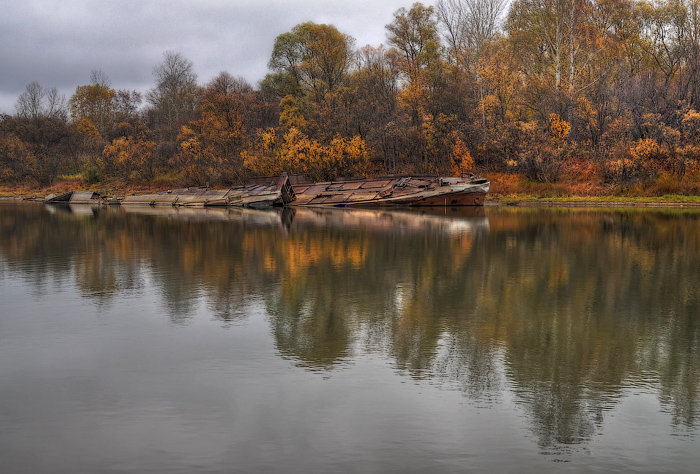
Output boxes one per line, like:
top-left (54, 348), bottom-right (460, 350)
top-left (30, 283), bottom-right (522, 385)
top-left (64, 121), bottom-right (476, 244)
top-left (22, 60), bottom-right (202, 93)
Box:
top-left (290, 174), bottom-right (489, 207)
top-left (44, 173), bottom-right (489, 208)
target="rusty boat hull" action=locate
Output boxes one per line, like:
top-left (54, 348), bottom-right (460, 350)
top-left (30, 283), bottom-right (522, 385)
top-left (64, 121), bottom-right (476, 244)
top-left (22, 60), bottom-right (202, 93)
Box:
top-left (44, 191), bottom-right (101, 204)
top-left (120, 173), bottom-right (296, 208)
top-left (290, 175), bottom-right (489, 207)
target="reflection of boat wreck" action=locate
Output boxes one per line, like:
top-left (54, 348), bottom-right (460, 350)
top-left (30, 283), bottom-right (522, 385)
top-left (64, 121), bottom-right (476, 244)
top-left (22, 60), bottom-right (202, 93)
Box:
top-left (118, 204), bottom-right (295, 233)
top-left (290, 175), bottom-right (489, 207)
top-left (289, 207), bottom-right (490, 238)
top-left (117, 206), bottom-right (489, 239)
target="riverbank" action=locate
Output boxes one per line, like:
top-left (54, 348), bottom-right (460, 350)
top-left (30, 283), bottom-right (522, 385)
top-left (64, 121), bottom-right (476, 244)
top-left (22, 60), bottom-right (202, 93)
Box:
top-left (486, 195), bottom-right (700, 208)
top-left (485, 170), bottom-right (700, 208)
top-left (3, 170), bottom-right (700, 208)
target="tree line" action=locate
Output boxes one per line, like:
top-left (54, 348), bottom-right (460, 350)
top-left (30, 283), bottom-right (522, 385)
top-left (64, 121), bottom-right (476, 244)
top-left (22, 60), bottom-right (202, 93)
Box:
top-left (3, 0), bottom-right (700, 190)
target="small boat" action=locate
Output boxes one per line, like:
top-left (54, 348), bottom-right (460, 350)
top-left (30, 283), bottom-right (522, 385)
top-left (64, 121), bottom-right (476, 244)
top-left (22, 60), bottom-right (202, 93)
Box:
top-left (290, 174), bottom-right (489, 207)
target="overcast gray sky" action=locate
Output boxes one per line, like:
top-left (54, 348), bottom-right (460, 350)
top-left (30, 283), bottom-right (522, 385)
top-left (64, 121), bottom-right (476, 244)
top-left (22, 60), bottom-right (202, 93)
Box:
top-left (0, 0), bottom-right (435, 115)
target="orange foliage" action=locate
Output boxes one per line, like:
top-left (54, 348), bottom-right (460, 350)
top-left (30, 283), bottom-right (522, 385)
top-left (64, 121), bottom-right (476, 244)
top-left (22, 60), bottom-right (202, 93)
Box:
top-left (450, 136), bottom-right (474, 176)
top-left (101, 134), bottom-right (157, 182)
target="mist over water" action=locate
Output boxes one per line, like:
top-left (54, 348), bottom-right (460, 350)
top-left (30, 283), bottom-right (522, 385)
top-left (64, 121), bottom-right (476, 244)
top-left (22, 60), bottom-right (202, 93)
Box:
top-left (1, 202), bottom-right (699, 473)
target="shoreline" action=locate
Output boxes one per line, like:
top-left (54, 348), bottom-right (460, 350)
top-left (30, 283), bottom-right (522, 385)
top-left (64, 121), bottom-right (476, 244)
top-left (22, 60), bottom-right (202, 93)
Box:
top-left (485, 199), bottom-right (700, 208)
top-left (5, 195), bottom-right (700, 209)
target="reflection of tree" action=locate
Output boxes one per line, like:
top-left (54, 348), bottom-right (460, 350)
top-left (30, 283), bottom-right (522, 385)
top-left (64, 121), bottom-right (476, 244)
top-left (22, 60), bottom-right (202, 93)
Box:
top-left (480, 209), bottom-right (700, 446)
top-left (2, 203), bottom-right (700, 449)
top-left (262, 207), bottom-right (700, 447)
top-left (261, 209), bottom-right (490, 369)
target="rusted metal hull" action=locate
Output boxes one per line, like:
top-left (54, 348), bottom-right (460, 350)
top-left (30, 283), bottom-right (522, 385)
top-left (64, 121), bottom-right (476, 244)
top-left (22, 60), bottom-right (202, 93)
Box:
top-left (120, 173), bottom-right (295, 208)
top-left (44, 191), bottom-right (100, 204)
top-left (290, 175), bottom-right (489, 207)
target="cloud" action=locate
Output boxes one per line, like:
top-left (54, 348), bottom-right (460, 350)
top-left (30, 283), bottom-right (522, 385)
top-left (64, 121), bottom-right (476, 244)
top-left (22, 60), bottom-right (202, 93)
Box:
top-left (0, 0), bottom-right (425, 114)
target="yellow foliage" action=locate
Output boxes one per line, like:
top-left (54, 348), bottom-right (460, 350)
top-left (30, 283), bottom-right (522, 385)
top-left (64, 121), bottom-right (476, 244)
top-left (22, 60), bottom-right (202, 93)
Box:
top-left (630, 138), bottom-right (661, 163)
top-left (450, 136), bottom-right (474, 176)
top-left (76, 118), bottom-right (102, 141)
top-left (260, 128), bottom-right (278, 152)
top-left (279, 95), bottom-right (307, 130)
top-left (549, 114), bottom-right (570, 144)
top-left (274, 128), bottom-right (368, 181)
top-left (69, 83), bottom-right (115, 135)
top-left (244, 129), bottom-right (284, 177)
top-left (174, 93), bottom-right (248, 184)
top-left (681, 109), bottom-right (700, 142)
top-left (101, 134), bottom-right (157, 181)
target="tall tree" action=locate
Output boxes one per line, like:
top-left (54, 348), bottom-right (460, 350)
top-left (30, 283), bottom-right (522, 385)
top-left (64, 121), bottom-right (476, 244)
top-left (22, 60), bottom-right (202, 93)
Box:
top-left (14, 82), bottom-right (67, 121)
top-left (112, 90), bottom-right (143, 125)
top-left (436, 0), bottom-right (507, 66)
top-left (146, 51), bottom-right (200, 140)
top-left (173, 72), bottom-right (257, 185)
top-left (263, 22), bottom-right (356, 101)
top-left (69, 70), bottom-right (116, 137)
top-left (349, 45), bottom-right (402, 172)
top-left (386, 3), bottom-right (442, 84)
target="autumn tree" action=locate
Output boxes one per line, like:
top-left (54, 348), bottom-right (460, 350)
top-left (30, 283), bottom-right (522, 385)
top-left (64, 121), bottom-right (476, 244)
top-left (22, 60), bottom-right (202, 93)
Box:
top-left (172, 73), bottom-right (259, 185)
top-left (277, 128), bottom-right (368, 181)
top-left (385, 4), bottom-right (478, 173)
top-left (386, 3), bottom-right (450, 172)
top-left (0, 117), bottom-right (32, 183)
top-left (263, 22), bottom-right (356, 102)
top-left (1, 114), bottom-right (75, 187)
top-left (6, 83), bottom-right (74, 186)
top-left (245, 127), bottom-right (368, 181)
top-left (69, 71), bottom-right (117, 137)
top-left (101, 132), bottom-right (157, 182)
top-left (347, 45), bottom-right (402, 173)
top-left (676, 107), bottom-right (700, 176)
top-left (507, 114), bottom-right (571, 182)
top-left (387, 3), bottom-right (442, 84)
top-left (450, 134), bottom-right (474, 176)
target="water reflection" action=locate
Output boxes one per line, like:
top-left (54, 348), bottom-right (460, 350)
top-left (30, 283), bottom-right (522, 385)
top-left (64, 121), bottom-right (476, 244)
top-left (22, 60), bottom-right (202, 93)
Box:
top-left (1, 202), bottom-right (699, 453)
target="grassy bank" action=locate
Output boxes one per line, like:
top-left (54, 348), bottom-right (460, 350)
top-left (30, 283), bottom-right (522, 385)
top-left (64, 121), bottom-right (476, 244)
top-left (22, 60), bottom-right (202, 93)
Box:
top-left (484, 170), bottom-right (700, 206)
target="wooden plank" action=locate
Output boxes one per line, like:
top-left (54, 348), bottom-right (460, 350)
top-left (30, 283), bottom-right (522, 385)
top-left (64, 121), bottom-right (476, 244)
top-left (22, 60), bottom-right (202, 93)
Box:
top-left (340, 182), bottom-right (364, 190)
top-left (359, 179), bottom-right (392, 189)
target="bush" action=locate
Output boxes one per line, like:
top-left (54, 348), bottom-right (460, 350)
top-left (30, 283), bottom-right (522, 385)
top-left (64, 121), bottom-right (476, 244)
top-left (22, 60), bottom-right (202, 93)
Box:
top-left (81, 162), bottom-right (102, 185)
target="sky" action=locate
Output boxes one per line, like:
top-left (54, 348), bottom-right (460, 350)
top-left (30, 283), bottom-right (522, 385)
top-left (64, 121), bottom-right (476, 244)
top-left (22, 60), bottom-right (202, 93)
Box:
top-left (0, 0), bottom-right (437, 116)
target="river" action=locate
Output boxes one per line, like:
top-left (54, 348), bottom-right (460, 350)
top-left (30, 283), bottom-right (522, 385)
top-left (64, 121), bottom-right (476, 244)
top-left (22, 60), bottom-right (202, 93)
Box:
top-left (1, 202), bottom-right (699, 473)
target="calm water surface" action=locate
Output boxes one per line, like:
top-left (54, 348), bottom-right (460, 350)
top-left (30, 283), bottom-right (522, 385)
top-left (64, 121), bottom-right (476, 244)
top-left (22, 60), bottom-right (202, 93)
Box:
top-left (1, 202), bottom-right (699, 473)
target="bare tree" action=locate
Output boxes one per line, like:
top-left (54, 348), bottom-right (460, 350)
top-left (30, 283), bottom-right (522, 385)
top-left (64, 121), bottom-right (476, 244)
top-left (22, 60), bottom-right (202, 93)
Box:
top-left (113, 89), bottom-right (143, 122)
top-left (45, 87), bottom-right (68, 120)
top-left (436, 0), bottom-right (507, 63)
top-left (15, 81), bottom-right (67, 120)
top-left (149, 51), bottom-right (198, 99)
top-left (146, 51), bottom-right (200, 138)
top-left (90, 69), bottom-right (112, 88)
top-left (207, 71), bottom-right (253, 95)
top-left (15, 82), bottom-right (44, 119)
